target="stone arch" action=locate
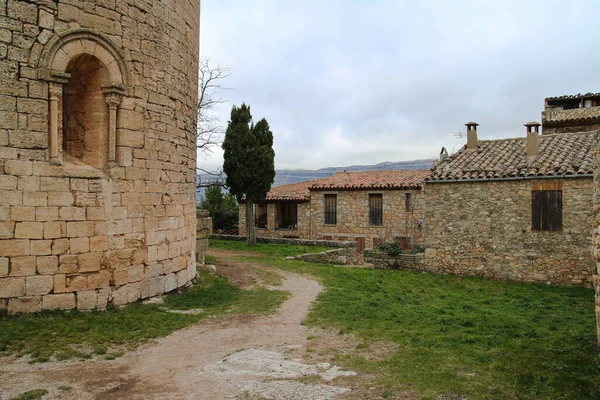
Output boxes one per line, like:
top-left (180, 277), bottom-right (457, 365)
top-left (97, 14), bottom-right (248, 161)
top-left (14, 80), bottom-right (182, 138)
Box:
top-left (37, 28), bottom-right (131, 91)
top-left (37, 29), bottom-right (130, 167)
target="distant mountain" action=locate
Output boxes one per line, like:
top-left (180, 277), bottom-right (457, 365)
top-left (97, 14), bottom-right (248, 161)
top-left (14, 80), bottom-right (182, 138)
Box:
top-left (196, 159), bottom-right (435, 201)
top-left (273, 159), bottom-right (436, 187)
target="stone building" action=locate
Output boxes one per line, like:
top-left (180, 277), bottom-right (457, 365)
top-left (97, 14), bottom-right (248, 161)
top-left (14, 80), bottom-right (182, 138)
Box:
top-left (424, 122), bottom-right (595, 287)
top-left (0, 0), bottom-right (201, 313)
top-left (543, 92), bottom-right (600, 134)
top-left (239, 170), bottom-right (430, 250)
top-left (593, 133), bottom-right (600, 347)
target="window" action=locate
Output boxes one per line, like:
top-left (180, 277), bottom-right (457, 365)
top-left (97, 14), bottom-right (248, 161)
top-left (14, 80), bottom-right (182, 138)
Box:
top-left (369, 194), bottom-right (383, 225)
top-left (531, 190), bottom-right (562, 231)
top-left (405, 193), bottom-right (412, 212)
top-left (255, 203), bottom-right (267, 228)
top-left (324, 194), bottom-right (337, 225)
top-left (276, 203), bottom-right (298, 229)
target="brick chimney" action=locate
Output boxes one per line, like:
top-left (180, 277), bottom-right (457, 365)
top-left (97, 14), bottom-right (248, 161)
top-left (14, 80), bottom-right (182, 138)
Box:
top-left (525, 121), bottom-right (541, 158)
top-left (465, 122), bottom-right (479, 151)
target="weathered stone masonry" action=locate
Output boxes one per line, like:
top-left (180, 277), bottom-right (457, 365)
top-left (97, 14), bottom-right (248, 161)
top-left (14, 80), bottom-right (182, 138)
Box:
top-left (425, 178), bottom-right (595, 286)
top-left (592, 133), bottom-right (600, 347)
top-left (0, 0), bottom-right (200, 313)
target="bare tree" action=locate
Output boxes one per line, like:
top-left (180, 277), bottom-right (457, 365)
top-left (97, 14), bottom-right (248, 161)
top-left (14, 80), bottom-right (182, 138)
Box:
top-left (196, 59), bottom-right (232, 187)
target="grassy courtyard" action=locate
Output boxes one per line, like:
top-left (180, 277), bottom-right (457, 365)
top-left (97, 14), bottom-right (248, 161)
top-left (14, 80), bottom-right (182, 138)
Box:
top-left (0, 270), bottom-right (289, 363)
top-left (211, 239), bottom-right (600, 399)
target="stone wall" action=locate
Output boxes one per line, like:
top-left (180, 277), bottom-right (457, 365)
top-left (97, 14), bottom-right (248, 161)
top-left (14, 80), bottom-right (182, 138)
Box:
top-left (364, 249), bottom-right (424, 269)
top-left (310, 189), bottom-right (425, 249)
top-left (0, 0), bottom-right (200, 313)
top-left (289, 247), bottom-right (362, 265)
top-left (542, 107), bottom-right (600, 134)
top-left (592, 133), bottom-right (600, 347)
top-left (424, 178), bottom-right (595, 287)
top-left (196, 209), bottom-right (212, 265)
top-left (239, 202), bottom-right (310, 239)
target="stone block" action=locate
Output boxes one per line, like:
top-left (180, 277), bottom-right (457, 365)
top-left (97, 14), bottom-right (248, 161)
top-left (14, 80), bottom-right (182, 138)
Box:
top-left (17, 176), bottom-right (40, 191)
top-left (23, 191), bottom-right (47, 206)
top-left (66, 221), bottom-right (95, 238)
top-left (69, 237), bottom-right (90, 254)
top-left (127, 264), bottom-right (144, 283)
top-left (9, 256), bottom-right (35, 276)
top-left (78, 252), bottom-right (103, 272)
top-left (11, 206), bottom-right (35, 221)
top-left (89, 235), bottom-right (108, 252)
top-left (0, 190), bottom-right (22, 205)
top-left (14, 221), bottom-right (43, 239)
top-left (35, 206), bottom-right (59, 221)
top-left (43, 293), bottom-right (76, 311)
top-left (140, 276), bottom-right (165, 299)
top-left (0, 174), bottom-right (17, 189)
top-left (97, 287), bottom-right (110, 310)
top-left (76, 290), bottom-right (97, 310)
top-left (111, 282), bottom-right (141, 306)
top-left (40, 177), bottom-right (69, 192)
top-left (53, 274), bottom-right (66, 293)
top-left (0, 277), bottom-right (25, 297)
top-left (48, 192), bottom-right (75, 206)
top-left (0, 257), bottom-right (8, 276)
top-left (8, 296), bottom-right (41, 314)
top-left (177, 269), bottom-right (189, 287)
top-left (52, 238), bottom-right (70, 255)
top-left (59, 206), bottom-right (86, 221)
top-left (37, 255), bottom-right (58, 275)
top-left (4, 159), bottom-right (32, 176)
top-left (44, 222), bottom-right (65, 239)
top-left (0, 239), bottom-right (30, 257)
top-left (88, 270), bottom-right (110, 289)
top-left (0, 221), bottom-right (14, 239)
top-left (26, 275), bottom-right (53, 296)
top-left (30, 239), bottom-right (51, 255)
top-left (164, 273), bottom-right (177, 292)
top-left (66, 275), bottom-right (88, 292)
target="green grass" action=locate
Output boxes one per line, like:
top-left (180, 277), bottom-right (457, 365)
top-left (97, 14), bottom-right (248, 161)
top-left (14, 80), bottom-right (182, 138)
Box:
top-left (209, 239), bottom-right (336, 258)
top-left (8, 389), bottom-right (48, 400)
top-left (0, 271), bottom-right (288, 363)
top-left (210, 239), bottom-right (600, 399)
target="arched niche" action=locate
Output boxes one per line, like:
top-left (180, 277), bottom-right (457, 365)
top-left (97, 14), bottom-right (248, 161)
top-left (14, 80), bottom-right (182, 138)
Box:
top-left (37, 29), bottom-right (131, 167)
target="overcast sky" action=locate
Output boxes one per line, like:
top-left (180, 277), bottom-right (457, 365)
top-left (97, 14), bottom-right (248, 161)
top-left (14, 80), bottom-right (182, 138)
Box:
top-left (199, 0), bottom-right (600, 171)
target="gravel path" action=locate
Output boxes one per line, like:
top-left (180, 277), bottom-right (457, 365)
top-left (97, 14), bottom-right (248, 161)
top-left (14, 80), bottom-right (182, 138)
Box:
top-left (0, 267), bottom-right (355, 400)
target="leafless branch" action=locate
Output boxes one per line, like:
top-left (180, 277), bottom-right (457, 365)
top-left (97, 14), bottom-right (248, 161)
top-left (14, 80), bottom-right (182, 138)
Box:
top-left (197, 59), bottom-right (233, 155)
top-left (196, 167), bottom-right (226, 188)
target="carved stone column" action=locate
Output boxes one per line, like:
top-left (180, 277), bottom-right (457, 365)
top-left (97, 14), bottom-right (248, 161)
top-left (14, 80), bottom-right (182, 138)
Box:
top-left (102, 84), bottom-right (125, 168)
top-left (48, 83), bottom-right (63, 165)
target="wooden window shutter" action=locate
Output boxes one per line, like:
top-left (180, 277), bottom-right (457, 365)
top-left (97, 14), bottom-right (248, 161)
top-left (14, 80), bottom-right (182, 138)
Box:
top-left (531, 190), bottom-right (562, 231)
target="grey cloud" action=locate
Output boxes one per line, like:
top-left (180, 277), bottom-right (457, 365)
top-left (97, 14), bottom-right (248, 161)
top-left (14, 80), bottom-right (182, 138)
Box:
top-left (200, 0), bottom-right (600, 170)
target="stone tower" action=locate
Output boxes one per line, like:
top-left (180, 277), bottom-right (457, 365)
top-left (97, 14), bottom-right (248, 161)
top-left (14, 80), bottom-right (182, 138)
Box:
top-left (0, 0), bottom-right (201, 312)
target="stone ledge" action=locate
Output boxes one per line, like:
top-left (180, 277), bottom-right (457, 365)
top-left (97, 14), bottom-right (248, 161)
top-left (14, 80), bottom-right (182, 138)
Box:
top-left (210, 234), bottom-right (358, 249)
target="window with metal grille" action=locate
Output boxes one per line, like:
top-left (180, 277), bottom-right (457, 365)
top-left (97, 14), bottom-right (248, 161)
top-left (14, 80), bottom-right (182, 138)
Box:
top-left (324, 194), bottom-right (337, 225)
top-left (405, 193), bottom-right (412, 212)
top-left (531, 190), bottom-right (562, 231)
top-left (369, 194), bottom-right (383, 225)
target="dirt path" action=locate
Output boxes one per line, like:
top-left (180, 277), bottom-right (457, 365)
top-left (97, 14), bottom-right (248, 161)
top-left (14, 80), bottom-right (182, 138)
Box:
top-left (0, 253), bottom-right (356, 400)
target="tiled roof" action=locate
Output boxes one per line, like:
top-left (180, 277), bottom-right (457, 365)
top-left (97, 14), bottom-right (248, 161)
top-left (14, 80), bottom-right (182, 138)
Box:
top-left (543, 115), bottom-right (600, 126)
top-left (260, 180), bottom-right (318, 201)
top-left (309, 170), bottom-right (430, 191)
top-left (428, 131), bottom-right (595, 181)
top-left (546, 92), bottom-right (600, 101)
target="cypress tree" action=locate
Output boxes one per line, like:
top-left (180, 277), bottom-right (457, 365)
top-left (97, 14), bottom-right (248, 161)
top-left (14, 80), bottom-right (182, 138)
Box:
top-left (222, 103), bottom-right (275, 245)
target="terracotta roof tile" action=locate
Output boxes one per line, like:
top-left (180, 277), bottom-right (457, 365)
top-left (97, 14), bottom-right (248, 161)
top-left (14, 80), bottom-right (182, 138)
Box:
top-left (428, 131), bottom-right (596, 181)
top-left (309, 170), bottom-right (430, 191)
top-left (260, 180), bottom-right (318, 201)
top-left (546, 92), bottom-right (600, 101)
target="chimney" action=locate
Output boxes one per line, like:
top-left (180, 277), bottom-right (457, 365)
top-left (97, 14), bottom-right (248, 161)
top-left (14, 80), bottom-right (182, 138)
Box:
top-left (525, 121), bottom-right (541, 158)
top-left (465, 122), bottom-right (479, 151)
